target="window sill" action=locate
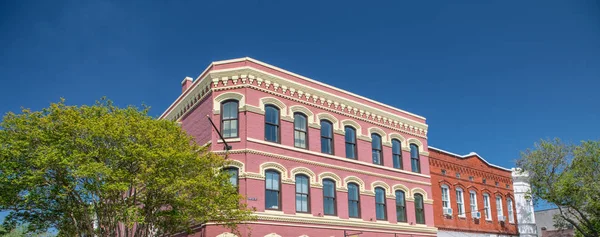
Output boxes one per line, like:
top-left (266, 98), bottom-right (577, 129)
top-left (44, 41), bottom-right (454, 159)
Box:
top-left (458, 216), bottom-right (466, 219)
top-left (295, 212), bottom-right (314, 217)
top-left (322, 215), bottom-right (340, 219)
top-left (264, 210), bottom-right (284, 214)
top-left (218, 138), bottom-right (241, 143)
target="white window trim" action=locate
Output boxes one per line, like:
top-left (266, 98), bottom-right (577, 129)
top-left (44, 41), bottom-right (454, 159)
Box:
top-left (469, 191), bottom-right (478, 216)
top-left (496, 195), bottom-right (503, 220)
top-left (483, 193), bottom-right (491, 221)
top-left (441, 185), bottom-right (451, 211)
top-left (507, 198), bottom-right (515, 223)
top-left (456, 188), bottom-right (465, 217)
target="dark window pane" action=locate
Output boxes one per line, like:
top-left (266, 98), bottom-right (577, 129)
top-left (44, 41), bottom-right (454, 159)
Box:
top-left (323, 179), bottom-right (336, 215)
top-left (345, 127), bottom-right (355, 142)
top-left (221, 101), bottom-right (239, 138)
top-left (410, 144), bottom-right (420, 173)
top-left (345, 126), bottom-right (357, 159)
top-left (375, 188), bottom-right (386, 220)
top-left (415, 194), bottom-right (425, 224)
top-left (321, 137), bottom-right (332, 154)
top-left (372, 134), bottom-right (383, 165)
top-left (347, 183), bottom-right (360, 218)
top-left (295, 175), bottom-right (309, 213)
top-left (294, 113), bottom-right (308, 148)
top-left (320, 121), bottom-right (332, 137)
top-left (396, 190), bottom-right (407, 222)
top-left (265, 106), bottom-right (279, 124)
top-left (392, 139), bottom-right (402, 169)
top-left (265, 170), bottom-right (280, 210)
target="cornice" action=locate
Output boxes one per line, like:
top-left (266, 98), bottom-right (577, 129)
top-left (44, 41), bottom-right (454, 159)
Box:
top-left (253, 211), bottom-right (438, 235)
top-left (161, 66), bottom-right (428, 138)
top-left (215, 148), bottom-right (432, 186)
top-left (246, 138), bottom-right (432, 181)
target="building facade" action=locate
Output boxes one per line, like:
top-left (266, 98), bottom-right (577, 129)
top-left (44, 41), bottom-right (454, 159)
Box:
top-left (161, 58), bottom-right (437, 237)
top-left (512, 169), bottom-right (538, 237)
top-left (428, 147), bottom-right (519, 237)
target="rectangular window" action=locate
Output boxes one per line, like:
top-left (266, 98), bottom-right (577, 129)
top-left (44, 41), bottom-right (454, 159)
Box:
top-left (375, 188), bottom-right (387, 220)
top-left (396, 191), bottom-right (407, 222)
top-left (294, 114), bottom-right (308, 149)
top-left (264, 106), bottom-right (280, 143)
top-left (456, 189), bottom-right (465, 217)
top-left (410, 144), bottom-right (420, 173)
top-left (483, 194), bottom-right (491, 220)
top-left (441, 186), bottom-right (450, 209)
top-left (415, 194), bottom-right (426, 224)
top-left (221, 101), bottom-right (239, 138)
top-left (344, 126), bottom-right (357, 159)
top-left (320, 120), bottom-right (334, 154)
top-left (371, 134), bottom-right (383, 165)
top-left (323, 180), bottom-right (336, 215)
top-left (470, 191), bottom-right (478, 217)
top-left (496, 196), bottom-right (503, 220)
top-left (392, 140), bottom-right (402, 169)
top-left (265, 171), bottom-right (280, 210)
top-left (295, 175), bottom-right (310, 213)
top-left (507, 198), bottom-right (514, 223)
top-left (347, 184), bottom-right (360, 218)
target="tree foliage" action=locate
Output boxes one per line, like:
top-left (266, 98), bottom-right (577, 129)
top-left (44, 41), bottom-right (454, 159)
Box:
top-left (517, 138), bottom-right (600, 237)
top-left (0, 98), bottom-right (253, 237)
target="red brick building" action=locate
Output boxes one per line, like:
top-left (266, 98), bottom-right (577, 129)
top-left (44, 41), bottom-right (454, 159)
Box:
top-left (428, 147), bottom-right (519, 237)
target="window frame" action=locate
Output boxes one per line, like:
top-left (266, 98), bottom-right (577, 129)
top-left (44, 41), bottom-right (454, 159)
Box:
top-left (410, 144), bottom-right (421, 173)
top-left (347, 182), bottom-right (361, 218)
top-left (320, 120), bottom-right (334, 155)
top-left (264, 105), bottom-right (281, 143)
top-left (391, 139), bottom-right (403, 169)
top-left (220, 100), bottom-right (239, 138)
top-left (371, 133), bottom-right (384, 165)
top-left (322, 179), bottom-right (337, 216)
top-left (456, 188), bottom-right (465, 217)
top-left (375, 187), bottom-right (387, 220)
top-left (344, 126), bottom-right (358, 159)
top-left (265, 169), bottom-right (282, 210)
top-left (295, 174), bottom-right (311, 213)
top-left (496, 195), bottom-right (504, 220)
top-left (507, 198), bottom-right (515, 223)
top-left (414, 193), bottom-right (426, 224)
top-left (395, 190), bottom-right (407, 223)
top-left (223, 167), bottom-right (239, 192)
top-left (483, 193), bottom-right (491, 220)
top-left (293, 113), bottom-right (309, 149)
top-left (441, 185), bottom-right (451, 210)
top-left (469, 190), bottom-right (478, 217)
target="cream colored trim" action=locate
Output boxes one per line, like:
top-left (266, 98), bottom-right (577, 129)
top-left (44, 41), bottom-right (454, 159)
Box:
top-left (213, 57), bottom-right (426, 120)
top-left (344, 176), bottom-right (366, 193)
top-left (253, 211), bottom-right (438, 235)
top-left (318, 172), bottom-right (344, 189)
top-left (259, 97), bottom-right (288, 118)
top-left (368, 127), bottom-right (388, 143)
top-left (392, 184), bottom-right (411, 196)
top-left (260, 162), bottom-right (289, 180)
top-left (407, 138), bottom-right (424, 152)
top-left (371, 181), bottom-right (392, 196)
top-left (224, 159), bottom-right (245, 175)
top-left (340, 119), bottom-right (363, 136)
top-left (289, 105), bottom-right (318, 127)
top-left (171, 66), bottom-right (429, 137)
top-left (218, 138), bottom-right (241, 143)
top-left (411, 187), bottom-right (429, 200)
top-left (245, 138), bottom-right (432, 181)
top-left (216, 232), bottom-right (238, 237)
top-left (389, 133), bottom-right (407, 148)
top-left (290, 167), bottom-right (317, 184)
top-left (264, 233), bottom-right (282, 237)
top-left (213, 92), bottom-right (245, 113)
top-left (316, 112), bottom-right (340, 130)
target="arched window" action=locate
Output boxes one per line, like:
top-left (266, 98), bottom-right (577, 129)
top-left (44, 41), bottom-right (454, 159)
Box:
top-left (371, 134), bottom-right (383, 165)
top-left (456, 188), bottom-right (465, 217)
top-left (507, 198), bottom-right (514, 223)
top-left (265, 170), bottom-right (281, 210)
top-left (223, 167), bottom-right (239, 188)
top-left (414, 193), bottom-right (425, 224)
top-left (320, 120), bottom-right (334, 154)
top-left (344, 126), bottom-right (357, 159)
top-left (410, 144), bottom-right (420, 173)
top-left (392, 139), bottom-right (402, 169)
top-left (347, 183), bottom-right (360, 218)
top-left (264, 105), bottom-right (280, 143)
top-left (221, 100), bottom-right (239, 138)
top-left (295, 175), bottom-right (310, 213)
top-left (294, 113), bottom-right (308, 149)
top-left (375, 187), bottom-right (387, 220)
top-left (395, 190), bottom-right (407, 222)
top-left (322, 179), bottom-right (336, 215)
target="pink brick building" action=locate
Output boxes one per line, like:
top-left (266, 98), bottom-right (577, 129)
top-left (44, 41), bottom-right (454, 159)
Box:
top-left (160, 58), bottom-right (436, 237)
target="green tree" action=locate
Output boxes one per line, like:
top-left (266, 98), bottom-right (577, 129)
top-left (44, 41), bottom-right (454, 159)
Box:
top-left (0, 99), bottom-right (253, 237)
top-left (517, 138), bottom-right (600, 237)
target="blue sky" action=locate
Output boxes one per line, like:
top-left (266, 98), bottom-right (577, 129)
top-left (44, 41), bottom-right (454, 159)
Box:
top-left (1, 0), bottom-right (598, 188)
